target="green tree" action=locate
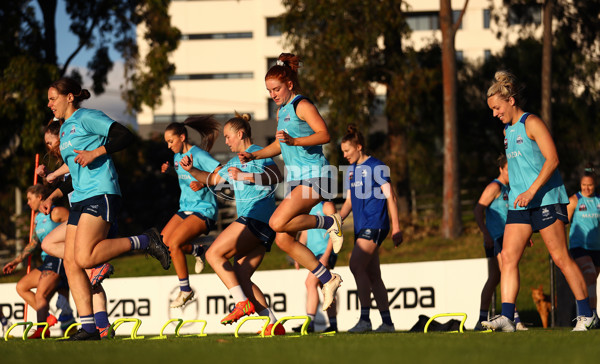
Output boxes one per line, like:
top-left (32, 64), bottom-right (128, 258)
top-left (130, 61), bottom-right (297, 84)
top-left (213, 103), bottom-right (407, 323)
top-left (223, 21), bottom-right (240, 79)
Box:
top-left (0, 0), bottom-right (180, 239)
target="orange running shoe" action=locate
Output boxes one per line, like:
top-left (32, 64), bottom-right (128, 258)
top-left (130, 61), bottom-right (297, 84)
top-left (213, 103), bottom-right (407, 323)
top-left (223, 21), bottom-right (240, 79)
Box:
top-left (28, 326), bottom-right (50, 339)
top-left (264, 323), bottom-right (285, 336)
top-left (221, 299), bottom-right (255, 325)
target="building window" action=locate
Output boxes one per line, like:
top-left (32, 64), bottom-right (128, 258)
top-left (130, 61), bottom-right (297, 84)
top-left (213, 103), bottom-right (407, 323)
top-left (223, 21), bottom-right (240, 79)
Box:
top-left (153, 113), bottom-right (253, 124)
top-left (484, 49), bottom-right (491, 61)
top-left (483, 9), bottom-right (491, 29)
top-left (452, 10), bottom-right (463, 30)
top-left (267, 17), bottom-right (282, 36)
top-left (268, 98), bottom-right (278, 119)
top-left (181, 32), bottom-right (253, 41)
top-left (456, 51), bottom-right (463, 62)
top-left (508, 4), bottom-right (542, 26)
top-left (406, 12), bottom-right (439, 31)
top-left (267, 57), bottom-right (278, 71)
top-left (169, 72), bottom-right (254, 81)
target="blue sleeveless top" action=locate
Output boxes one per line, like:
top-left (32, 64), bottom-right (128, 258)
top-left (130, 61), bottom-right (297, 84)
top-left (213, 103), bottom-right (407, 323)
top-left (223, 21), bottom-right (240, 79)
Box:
top-left (569, 192), bottom-right (600, 250)
top-left (504, 112), bottom-right (568, 210)
top-left (306, 202), bottom-right (330, 256)
top-left (277, 95), bottom-right (329, 181)
top-left (34, 210), bottom-right (61, 260)
top-left (486, 179), bottom-right (509, 240)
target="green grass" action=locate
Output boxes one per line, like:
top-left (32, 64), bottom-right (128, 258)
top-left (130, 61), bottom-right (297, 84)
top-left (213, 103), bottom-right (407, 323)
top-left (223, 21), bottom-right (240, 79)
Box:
top-left (2, 329), bottom-right (600, 364)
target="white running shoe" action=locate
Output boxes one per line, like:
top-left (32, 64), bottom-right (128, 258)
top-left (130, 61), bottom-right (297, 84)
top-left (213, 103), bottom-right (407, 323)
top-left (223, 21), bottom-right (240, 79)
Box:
top-left (481, 315), bottom-right (516, 332)
top-left (194, 256), bottom-right (205, 274)
top-left (326, 213), bottom-right (343, 254)
top-left (374, 323), bottom-right (395, 333)
top-left (348, 319), bottom-right (372, 333)
top-left (321, 273), bottom-right (342, 311)
top-left (170, 290), bottom-right (195, 308)
top-left (515, 322), bottom-right (528, 331)
top-left (572, 313), bottom-right (599, 331)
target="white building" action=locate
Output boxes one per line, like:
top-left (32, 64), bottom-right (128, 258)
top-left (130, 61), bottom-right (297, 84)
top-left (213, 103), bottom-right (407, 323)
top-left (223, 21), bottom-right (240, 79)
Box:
top-left (136, 0), bottom-right (542, 151)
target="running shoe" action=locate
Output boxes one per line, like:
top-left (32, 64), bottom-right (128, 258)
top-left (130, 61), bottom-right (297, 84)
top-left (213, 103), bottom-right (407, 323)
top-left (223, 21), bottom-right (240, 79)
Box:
top-left (348, 319), bottom-right (372, 333)
top-left (515, 322), bottom-right (529, 331)
top-left (264, 323), bottom-right (285, 336)
top-left (572, 313), bottom-right (599, 331)
top-left (46, 314), bottom-right (58, 327)
top-left (221, 299), bottom-right (255, 325)
top-left (170, 290), bottom-right (195, 308)
top-left (60, 317), bottom-right (77, 336)
top-left (326, 213), bottom-right (344, 254)
top-left (194, 246), bottom-right (205, 274)
top-left (321, 273), bottom-right (342, 311)
top-left (292, 323), bottom-right (314, 333)
top-left (481, 315), bottom-right (516, 332)
top-left (98, 325), bottom-right (115, 339)
top-left (473, 320), bottom-right (485, 331)
top-left (322, 325), bottom-right (337, 333)
top-left (62, 328), bottom-right (101, 341)
top-left (143, 228), bottom-right (171, 270)
top-left (89, 263), bottom-right (114, 288)
top-left (28, 326), bottom-right (50, 339)
top-left (374, 323), bottom-right (395, 333)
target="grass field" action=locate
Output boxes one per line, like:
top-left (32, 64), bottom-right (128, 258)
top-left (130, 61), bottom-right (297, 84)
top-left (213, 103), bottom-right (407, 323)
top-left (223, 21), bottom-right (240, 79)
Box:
top-left (2, 329), bottom-right (600, 364)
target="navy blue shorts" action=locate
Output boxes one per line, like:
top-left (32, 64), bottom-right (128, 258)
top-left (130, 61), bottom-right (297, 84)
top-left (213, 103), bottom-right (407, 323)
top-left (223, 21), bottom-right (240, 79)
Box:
top-left (355, 228), bottom-right (390, 246)
top-left (68, 194), bottom-right (121, 226)
top-left (285, 178), bottom-right (334, 201)
top-left (236, 216), bottom-right (275, 252)
top-left (176, 211), bottom-right (215, 232)
top-left (37, 255), bottom-right (66, 277)
top-left (570, 247), bottom-right (600, 267)
top-left (506, 204), bottom-right (568, 232)
top-left (484, 235), bottom-right (504, 258)
top-left (316, 253), bottom-right (338, 269)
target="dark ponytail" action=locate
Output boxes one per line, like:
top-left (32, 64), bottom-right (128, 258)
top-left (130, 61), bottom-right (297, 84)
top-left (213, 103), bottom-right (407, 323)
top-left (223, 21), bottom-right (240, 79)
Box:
top-left (166, 115), bottom-right (220, 152)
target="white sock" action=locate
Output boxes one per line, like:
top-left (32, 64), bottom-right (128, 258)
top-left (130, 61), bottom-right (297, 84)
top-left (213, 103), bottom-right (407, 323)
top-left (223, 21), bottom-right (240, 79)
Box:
top-left (229, 285), bottom-right (247, 303)
top-left (258, 308), bottom-right (277, 322)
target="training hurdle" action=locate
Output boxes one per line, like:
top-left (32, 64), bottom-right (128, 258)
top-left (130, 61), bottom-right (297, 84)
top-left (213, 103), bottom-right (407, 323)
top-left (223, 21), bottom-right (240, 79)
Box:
top-left (424, 313), bottom-right (468, 333)
top-left (234, 316), bottom-right (270, 338)
top-left (108, 318), bottom-right (144, 340)
top-left (271, 316), bottom-right (313, 337)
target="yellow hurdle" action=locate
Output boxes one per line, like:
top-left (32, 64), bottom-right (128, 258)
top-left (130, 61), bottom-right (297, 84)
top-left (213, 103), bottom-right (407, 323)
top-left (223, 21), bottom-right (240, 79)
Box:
top-left (147, 318), bottom-right (184, 340)
top-left (4, 322), bottom-right (33, 341)
top-left (270, 316), bottom-right (312, 337)
top-left (62, 322), bottom-right (82, 339)
top-left (424, 313), bottom-right (468, 333)
top-left (234, 316), bottom-right (270, 338)
top-left (176, 319), bottom-right (208, 337)
top-left (109, 318), bottom-right (144, 340)
top-left (25, 322), bottom-right (50, 340)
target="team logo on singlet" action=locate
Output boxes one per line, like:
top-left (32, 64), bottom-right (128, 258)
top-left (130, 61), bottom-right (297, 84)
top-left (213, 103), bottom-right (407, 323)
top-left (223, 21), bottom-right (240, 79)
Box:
top-left (516, 135), bottom-right (523, 144)
top-left (503, 192), bottom-right (508, 200)
top-left (174, 161), bottom-right (179, 170)
top-left (42, 218), bottom-right (47, 223)
top-left (596, 203), bottom-right (600, 210)
top-left (284, 114), bottom-right (291, 122)
top-left (504, 138), bottom-right (508, 149)
top-left (579, 204), bottom-right (588, 211)
top-left (70, 126), bottom-right (76, 134)
top-left (61, 131), bottom-right (65, 138)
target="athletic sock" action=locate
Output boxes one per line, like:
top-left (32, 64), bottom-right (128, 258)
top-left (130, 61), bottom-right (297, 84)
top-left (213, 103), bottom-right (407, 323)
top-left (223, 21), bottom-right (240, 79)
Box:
top-left (328, 316), bottom-right (337, 330)
top-left (80, 314), bottom-right (96, 333)
top-left (129, 234), bottom-right (149, 250)
top-left (258, 308), bottom-right (277, 323)
top-left (191, 244), bottom-right (204, 257)
top-left (311, 263), bottom-right (332, 285)
top-left (94, 311), bottom-right (110, 329)
top-left (576, 298), bottom-right (593, 317)
top-left (56, 293), bottom-right (73, 317)
top-left (380, 310), bottom-right (393, 325)
top-left (513, 310), bottom-right (522, 324)
top-left (179, 277), bottom-right (192, 292)
top-left (1, 316), bottom-right (7, 326)
top-left (315, 215), bottom-right (334, 230)
top-left (479, 310), bottom-right (488, 322)
top-left (360, 307), bottom-right (371, 322)
top-left (229, 285), bottom-right (247, 303)
top-left (501, 303), bottom-right (515, 321)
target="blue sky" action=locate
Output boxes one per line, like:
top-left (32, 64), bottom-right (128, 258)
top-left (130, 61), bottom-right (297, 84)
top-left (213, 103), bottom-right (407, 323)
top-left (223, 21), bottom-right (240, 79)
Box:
top-left (53, 0), bottom-right (136, 126)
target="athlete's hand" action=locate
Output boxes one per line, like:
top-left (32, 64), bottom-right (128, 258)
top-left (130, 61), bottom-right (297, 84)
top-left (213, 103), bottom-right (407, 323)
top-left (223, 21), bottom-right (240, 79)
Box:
top-left (39, 198), bottom-right (53, 215)
top-left (190, 180), bottom-right (205, 192)
top-left (2, 261), bottom-right (18, 275)
top-left (161, 161), bottom-right (170, 173)
top-left (73, 149), bottom-right (99, 167)
top-left (36, 165), bottom-right (48, 178)
top-left (392, 230), bottom-right (403, 248)
top-left (227, 167), bottom-right (243, 181)
top-left (514, 190), bottom-right (534, 208)
top-left (276, 130), bottom-right (295, 146)
top-left (179, 155), bottom-right (193, 172)
top-left (46, 172), bottom-right (58, 184)
top-left (238, 152), bottom-right (254, 163)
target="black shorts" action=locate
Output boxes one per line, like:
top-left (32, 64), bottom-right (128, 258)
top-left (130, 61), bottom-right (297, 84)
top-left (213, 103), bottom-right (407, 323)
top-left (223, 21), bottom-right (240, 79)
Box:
top-left (68, 194), bottom-right (121, 226)
top-left (484, 236), bottom-right (504, 258)
top-left (506, 204), bottom-right (568, 232)
top-left (236, 216), bottom-right (275, 252)
top-left (37, 255), bottom-right (66, 278)
top-left (176, 211), bottom-right (215, 233)
top-left (285, 178), bottom-right (334, 201)
top-left (355, 228), bottom-right (389, 246)
top-left (570, 247), bottom-right (600, 267)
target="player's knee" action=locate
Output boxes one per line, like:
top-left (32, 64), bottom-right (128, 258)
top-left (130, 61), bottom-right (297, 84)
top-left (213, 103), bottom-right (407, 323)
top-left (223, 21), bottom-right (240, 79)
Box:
top-left (74, 252), bottom-right (94, 269)
top-left (269, 215), bottom-right (287, 233)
